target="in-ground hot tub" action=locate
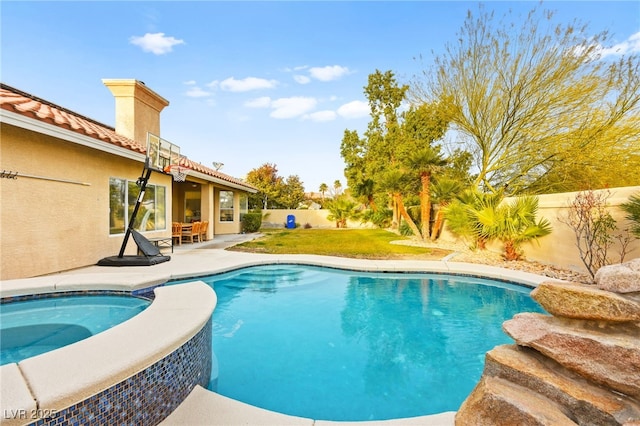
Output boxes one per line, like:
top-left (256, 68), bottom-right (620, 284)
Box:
top-left (0, 277), bottom-right (215, 426)
top-left (1, 294), bottom-right (150, 365)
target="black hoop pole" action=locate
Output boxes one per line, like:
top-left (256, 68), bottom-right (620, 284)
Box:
top-left (117, 164), bottom-right (153, 258)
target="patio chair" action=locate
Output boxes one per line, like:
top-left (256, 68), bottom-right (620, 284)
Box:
top-left (172, 222), bottom-right (182, 246)
top-left (182, 221), bottom-right (201, 244)
top-left (199, 221), bottom-right (209, 242)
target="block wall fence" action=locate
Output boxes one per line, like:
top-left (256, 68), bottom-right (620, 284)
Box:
top-left (262, 186), bottom-right (640, 274)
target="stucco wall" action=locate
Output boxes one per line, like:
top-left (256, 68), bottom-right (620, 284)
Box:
top-left (510, 186), bottom-right (640, 273)
top-left (0, 124), bottom-right (173, 279)
top-left (261, 209), bottom-right (371, 229)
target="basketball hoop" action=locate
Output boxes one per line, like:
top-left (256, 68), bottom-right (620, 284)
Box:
top-left (164, 165), bottom-right (189, 182)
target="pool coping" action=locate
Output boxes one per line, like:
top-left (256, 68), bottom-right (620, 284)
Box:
top-left (1, 281), bottom-right (216, 425)
top-left (0, 239), bottom-right (561, 426)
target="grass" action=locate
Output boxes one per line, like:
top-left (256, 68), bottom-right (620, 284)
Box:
top-left (228, 228), bottom-right (453, 260)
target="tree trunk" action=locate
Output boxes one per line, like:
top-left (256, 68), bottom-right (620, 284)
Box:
top-left (420, 172), bottom-right (431, 241)
top-left (395, 193), bottom-right (421, 238)
top-left (503, 240), bottom-right (521, 261)
top-left (390, 194), bottom-right (399, 229)
top-left (431, 201), bottom-right (448, 241)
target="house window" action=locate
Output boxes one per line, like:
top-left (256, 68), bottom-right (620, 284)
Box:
top-left (220, 190), bottom-right (234, 222)
top-left (109, 177), bottom-right (167, 234)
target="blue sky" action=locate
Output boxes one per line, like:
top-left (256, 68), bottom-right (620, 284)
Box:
top-left (2, 1), bottom-right (639, 192)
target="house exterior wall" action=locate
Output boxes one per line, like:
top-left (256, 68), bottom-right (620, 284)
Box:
top-left (0, 123), bottom-right (173, 280)
top-left (213, 188), bottom-right (244, 234)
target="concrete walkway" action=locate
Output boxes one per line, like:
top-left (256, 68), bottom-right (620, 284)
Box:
top-left (10, 233), bottom-right (552, 426)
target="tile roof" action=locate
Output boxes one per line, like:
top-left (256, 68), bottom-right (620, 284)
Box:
top-left (0, 83), bottom-right (256, 191)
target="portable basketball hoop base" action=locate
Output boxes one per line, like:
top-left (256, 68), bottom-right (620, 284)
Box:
top-left (97, 133), bottom-right (181, 267)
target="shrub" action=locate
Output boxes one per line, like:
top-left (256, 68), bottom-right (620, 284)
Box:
top-left (241, 212), bottom-right (262, 233)
top-left (620, 192), bottom-right (640, 239)
top-left (559, 190), bottom-right (617, 279)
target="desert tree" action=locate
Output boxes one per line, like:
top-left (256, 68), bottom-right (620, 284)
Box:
top-left (411, 4), bottom-right (640, 194)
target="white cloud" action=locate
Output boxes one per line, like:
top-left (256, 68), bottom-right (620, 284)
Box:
top-left (573, 31), bottom-right (640, 60)
top-left (294, 75), bottom-right (311, 84)
top-left (245, 97), bottom-right (272, 108)
top-left (309, 65), bottom-right (351, 82)
top-left (185, 86), bottom-right (211, 98)
top-left (598, 31), bottom-right (640, 58)
top-left (183, 80), bottom-right (197, 85)
top-left (270, 96), bottom-right (317, 119)
top-left (129, 32), bottom-right (184, 55)
top-left (305, 110), bottom-right (337, 122)
top-left (217, 77), bottom-right (278, 92)
top-left (337, 100), bottom-right (369, 119)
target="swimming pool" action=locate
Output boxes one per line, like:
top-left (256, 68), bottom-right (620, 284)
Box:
top-left (172, 264), bottom-right (545, 421)
top-left (1, 294), bottom-right (150, 365)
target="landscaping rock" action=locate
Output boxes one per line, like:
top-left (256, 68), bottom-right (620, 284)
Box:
top-left (483, 345), bottom-right (640, 425)
top-left (531, 281), bottom-right (640, 322)
top-left (595, 258), bottom-right (640, 293)
top-left (455, 375), bottom-right (578, 425)
top-left (503, 313), bottom-right (640, 398)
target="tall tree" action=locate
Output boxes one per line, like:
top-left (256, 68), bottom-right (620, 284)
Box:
top-left (280, 175), bottom-right (306, 209)
top-left (245, 163), bottom-right (283, 209)
top-left (399, 102), bottom-right (449, 239)
top-left (319, 183), bottom-right (328, 203)
top-left (411, 3), bottom-right (640, 194)
top-left (333, 180), bottom-right (343, 196)
top-left (342, 70), bottom-right (409, 229)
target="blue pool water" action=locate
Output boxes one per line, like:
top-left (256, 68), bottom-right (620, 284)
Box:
top-left (0, 294), bottom-right (150, 365)
top-left (173, 264), bottom-right (545, 421)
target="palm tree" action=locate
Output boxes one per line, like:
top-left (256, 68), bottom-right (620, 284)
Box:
top-left (430, 177), bottom-right (464, 240)
top-left (444, 189), bottom-right (504, 249)
top-left (380, 168), bottom-right (421, 238)
top-left (319, 183), bottom-right (328, 203)
top-left (333, 180), bottom-right (343, 196)
top-left (326, 195), bottom-right (361, 228)
top-left (491, 196), bottom-right (552, 260)
top-left (620, 192), bottom-right (640, 238)
top-left (406, 147), bottom-right (447, 240)
top-left (445, 191), bottom-right (552, 260)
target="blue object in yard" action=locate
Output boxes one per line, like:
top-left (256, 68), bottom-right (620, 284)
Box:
top-left (286, 215), bottom-right (295, 229)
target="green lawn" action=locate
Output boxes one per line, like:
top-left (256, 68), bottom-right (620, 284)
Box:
top-left (229, 228), bottom-right (453, 260)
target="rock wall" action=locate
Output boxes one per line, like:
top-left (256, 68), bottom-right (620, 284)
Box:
top-left (455, 259), bottom-right (640, 425)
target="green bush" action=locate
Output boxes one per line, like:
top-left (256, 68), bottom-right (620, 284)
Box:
top-left (621, 192), bottom-right (640, 238)
top-left (241, 212), bottom-right (262, 233)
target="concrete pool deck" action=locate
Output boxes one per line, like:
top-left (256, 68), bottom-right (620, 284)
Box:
top-left (2, 233), bottom-right (555, 426)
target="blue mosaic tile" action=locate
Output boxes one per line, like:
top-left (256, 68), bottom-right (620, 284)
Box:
top-left (28, 319), bottom-right (212, 426)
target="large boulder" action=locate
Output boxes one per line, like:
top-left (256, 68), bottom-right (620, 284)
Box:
top-left (531, 281), bottom-right (640, 322)
top-left (502, 313), bottom-right (640, 398)
top-left (482, 345), bottom-right (640, 425)
top-left (455, 375), bottom-right (577, 426)
top-left (595, 258), bottom-right (640, 293)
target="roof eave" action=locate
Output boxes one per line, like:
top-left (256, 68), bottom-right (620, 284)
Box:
top-left (187, 170), bottom-right (258, 193)
top-left (1, 109), bottom-right (145, 163)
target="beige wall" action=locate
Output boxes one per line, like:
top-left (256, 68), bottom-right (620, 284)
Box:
top-left (261, 209), bottom-right (371, 229)
top-left (214, 188), bottom-right (243, 234)
top-left (438, 186), bottom-right (640, 273)
top-left (1, 124), bottom-right (173, 279)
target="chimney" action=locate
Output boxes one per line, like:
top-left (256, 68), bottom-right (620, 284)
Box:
top-left (102, 79), bottom-right (169, 145)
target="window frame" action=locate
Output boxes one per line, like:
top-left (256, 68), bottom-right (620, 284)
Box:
top-left (219, 190), bottom-right (234, 222)
top-left (109, 177), bottom-right (167, 235)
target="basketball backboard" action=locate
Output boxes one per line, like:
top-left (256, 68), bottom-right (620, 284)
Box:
top-left (146, 132), bottom-right (180, 172)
